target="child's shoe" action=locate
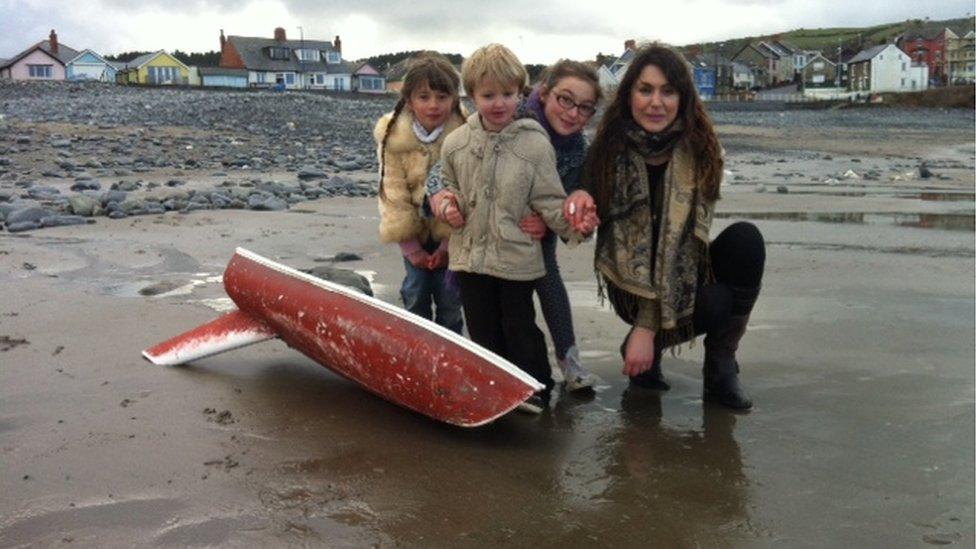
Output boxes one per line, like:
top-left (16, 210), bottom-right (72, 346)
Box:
top-left (558, 345), bottom-right (597, 393)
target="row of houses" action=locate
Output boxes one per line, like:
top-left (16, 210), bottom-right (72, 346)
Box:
top-left (0, 29), bottom-right (388, 93)
top-left (599, 27), bottom-right (973, 99)
top-left (3, 25), bottom-right (973, 98)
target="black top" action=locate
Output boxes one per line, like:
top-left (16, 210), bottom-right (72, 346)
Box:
top-left (647, 161), bottom-right (668, 267)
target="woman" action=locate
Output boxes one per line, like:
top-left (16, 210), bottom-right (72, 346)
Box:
top-left (565, 44), bottom-right (765, 410)
top-left (429, 60), bottom-right (603, 394)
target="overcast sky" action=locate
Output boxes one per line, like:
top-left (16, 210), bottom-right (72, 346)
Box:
top-left (1, 0), bottom-right (972, 64)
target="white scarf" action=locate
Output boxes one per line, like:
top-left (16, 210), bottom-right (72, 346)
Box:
top-left (412, 119), bottom-right (445, 144)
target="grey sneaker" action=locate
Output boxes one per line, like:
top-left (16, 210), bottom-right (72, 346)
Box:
top-left (558, 346), bottom-right (597, 393)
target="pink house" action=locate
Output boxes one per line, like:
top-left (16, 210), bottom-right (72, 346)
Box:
top-left (0, 30), bottom-right (79, 81)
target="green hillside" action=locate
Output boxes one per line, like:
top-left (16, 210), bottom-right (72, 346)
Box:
top-left (694, 15), bottom-right (975, 60)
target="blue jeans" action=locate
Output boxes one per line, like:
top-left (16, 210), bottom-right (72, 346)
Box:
top-left (401, 257), bottom-right (464, 334)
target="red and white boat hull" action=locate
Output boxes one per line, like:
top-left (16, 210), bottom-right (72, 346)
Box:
top-left (143, 248), bottom-right (543, 427)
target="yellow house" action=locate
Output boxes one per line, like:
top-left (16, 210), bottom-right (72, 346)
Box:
top-left (117, 50), bottom-right (189, 85)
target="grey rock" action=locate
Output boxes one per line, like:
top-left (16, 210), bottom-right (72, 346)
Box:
top-left (6, 220), bottom-right (41, 232)
top-left (297, 167), bottom-right (328, 180)
top-left (332, 252), bottom-right (362, 262)
top-left (918, 165), bottom-right (933, 179)
top-left (100, 190), bottom-right (127, 206)
top-left (7, 207), bottom-right (54, 225)
top-left (776, 185), bottom-right (789, 194)
top-left (248, 195), bottom-right (288, 211)
top-left (50, 139), bottom-right (72, 148)
top-left (120, 199), bottom-right (147, 214)
top-left (68, 195), bottom-right (98, 216)
top-left (41, 215), bottom-right (88, 228)
top-left (70, 180), bottom-right (101, 191)
top-left (300, 265), bottom-right (373, 296)
top-left (27, 186), bottom-right (61, 200)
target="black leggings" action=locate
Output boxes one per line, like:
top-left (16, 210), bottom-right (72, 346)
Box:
top-left (693, 222), bottom-right (766, 334)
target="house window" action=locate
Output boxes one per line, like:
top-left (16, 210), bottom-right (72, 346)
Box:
top-left (28, 64), bottom-right (53, 78)
top-left (285, 73), bottom-right (295, 85)
top-left (326, 51), bottom-right (341, 64)
top-left (256, 72), bottom-right (266, 83)
top-left (149, 66), bottom-right (180, 84)
top-left (315, 74), bottom-right (324, 85)
top-left (297, 49), bottom-right (320, 62)
top-left (269, 47), bottom-right (291, 60)
top-left (902, 63), bottom-right (906, 71)
top-left (814, 62), bottom-right (824, 70)
top-left (333, 77), bottom-right (344, 90)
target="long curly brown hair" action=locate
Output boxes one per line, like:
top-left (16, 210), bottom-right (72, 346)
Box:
top-left (585, 44), bottom-right (723, 213)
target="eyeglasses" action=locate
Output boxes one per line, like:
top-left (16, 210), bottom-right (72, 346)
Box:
top-left (554, 93), bottom-right (597, 117)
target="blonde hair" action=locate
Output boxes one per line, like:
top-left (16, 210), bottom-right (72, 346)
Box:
top-left (461, 43), bottom-right (528, 95)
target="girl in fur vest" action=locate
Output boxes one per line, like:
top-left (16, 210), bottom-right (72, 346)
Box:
top-left (374, 53), bottom-right (466, 333)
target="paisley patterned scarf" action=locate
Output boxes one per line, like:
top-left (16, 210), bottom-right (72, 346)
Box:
top-left (595, 122), bottom-right (715, 348)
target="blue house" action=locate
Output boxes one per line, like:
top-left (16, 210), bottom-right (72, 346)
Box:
top-left (692, 65), bottom-right (716, 100)
top-left (66, 49), bottom-right (116, 82)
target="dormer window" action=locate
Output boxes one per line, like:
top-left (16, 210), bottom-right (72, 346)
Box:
top-left (297, 49), bottom-right (320, 62)
top-left (326, 51), bottom-right (341, 64)
top-left (268, 47), bottom-right (291, 60)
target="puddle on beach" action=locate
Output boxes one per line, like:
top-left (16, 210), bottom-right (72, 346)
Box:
top-left (718, 211), bottom-right (975, 232)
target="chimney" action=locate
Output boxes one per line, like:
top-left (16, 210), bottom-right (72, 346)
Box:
top-left (220, 29), bottom-right (226, 51)
top-left (49, 29), bottom-right (59, 55)
top-left (624, 39), bottom-right (636, 51)
top-left (274, 27), bottom-right (287, 41)
top-left (334, 35), bottom-right (342, 54)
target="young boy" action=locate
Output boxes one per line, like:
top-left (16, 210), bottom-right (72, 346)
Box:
top-left (438, 44), bottom-right (598, 413)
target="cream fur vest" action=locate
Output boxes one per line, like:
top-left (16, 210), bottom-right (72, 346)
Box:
top-left (373, 108), bottom-right (464, 244)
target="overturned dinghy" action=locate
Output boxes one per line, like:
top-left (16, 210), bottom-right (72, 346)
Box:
top-left (143, 248), bottom-right (542, 427)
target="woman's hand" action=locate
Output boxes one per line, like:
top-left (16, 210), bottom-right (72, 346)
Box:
top-left (622, 326), bottom-right (656, 377)
top-left (518, 212), bottom-right (547, 240)
top-left (432, 190), bottom-right (465, 228)
top-left (564, 190), bottom-right (597, 231)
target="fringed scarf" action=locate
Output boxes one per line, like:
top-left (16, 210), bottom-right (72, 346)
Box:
top-left (595, 121), bottom-right (715, 349)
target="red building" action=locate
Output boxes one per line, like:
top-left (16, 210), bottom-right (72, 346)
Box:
top-left (898, 27), bottom-right (957, 85)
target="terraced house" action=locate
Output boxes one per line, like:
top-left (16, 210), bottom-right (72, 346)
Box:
top-left (218, 27), bottom-right (356, 90)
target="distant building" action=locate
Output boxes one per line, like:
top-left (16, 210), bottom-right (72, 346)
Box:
top-left (0, 30), bottom-right (79, 81)
top-left (607, 39), bottom-right (637, 78)
top-left (947, 30), bottom-right (975, 84)
top-left (116, 51), bottom-right (190, 86)
top-left (732, 43), bottom-right (777, 88)
top-left (801, 53), bottom-right (837, 88)
top-left (898, 27), bottom-right (956, 85)
top-left (596, 64), bottom-right (618, 93)
top-left (219, 27), bottom-right (354, 90)
top-left (352, 63), bottom-right (385, 93)
top-left (847, 44), bottom-right (927, 92)
top-left (66, 49), bottom-right (117, 82)
top-left (731, 61), bottom-right (755, 90)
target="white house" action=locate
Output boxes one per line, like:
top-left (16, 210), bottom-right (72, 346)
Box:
top-left (847, 43), bottom-right (929, 92)
top-left (219, 27), bottom-right (353, 91)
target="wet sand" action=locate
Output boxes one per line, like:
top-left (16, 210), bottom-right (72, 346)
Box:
top-left (1, 117), bottom-right (974, 546)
